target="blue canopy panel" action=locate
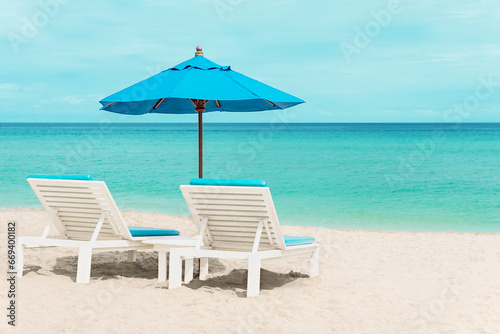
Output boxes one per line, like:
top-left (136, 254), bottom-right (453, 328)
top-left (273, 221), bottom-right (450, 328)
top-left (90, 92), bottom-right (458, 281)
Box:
top-left (100, 56), bottom-right (304, 114)
top-left (101, 98), bottom-right (302, 114)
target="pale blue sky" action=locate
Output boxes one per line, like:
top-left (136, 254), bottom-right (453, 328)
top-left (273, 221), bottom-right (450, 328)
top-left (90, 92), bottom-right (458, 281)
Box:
top-left (1, 0), bottom-right (500, 122)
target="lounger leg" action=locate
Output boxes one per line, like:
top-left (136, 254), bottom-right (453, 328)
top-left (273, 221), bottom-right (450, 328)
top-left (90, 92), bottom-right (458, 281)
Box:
top-left (16, 241), bottom-right (24, 277)
top-left (76, 246), bottom-right (92, 283)
top-left (126, 250), bottom-right (137, 262)
top-left (199, 257), bottom-right (208, 280)
top-left (168, 249), bottom-right (183, 289)
top-left (310, 247), bottom-right (319, 278)
top-left (158, 250), bottom-right (167, 282)
top-left (247, 254), bottom-right (261, 297)
top-left (184, 257), bottom-right (194, 283)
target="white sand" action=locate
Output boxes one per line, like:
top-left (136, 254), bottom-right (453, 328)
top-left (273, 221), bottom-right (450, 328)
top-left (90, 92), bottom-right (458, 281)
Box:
top-left (1, 209), bottom-right (500, 334)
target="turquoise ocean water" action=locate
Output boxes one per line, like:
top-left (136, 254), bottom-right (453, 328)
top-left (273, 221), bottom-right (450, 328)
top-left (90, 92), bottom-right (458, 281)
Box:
top-left (1, 123), bottom-right (499, 233)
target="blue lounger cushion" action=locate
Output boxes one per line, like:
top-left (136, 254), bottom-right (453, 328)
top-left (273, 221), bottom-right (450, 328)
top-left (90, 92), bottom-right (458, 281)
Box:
top-left (190, 178), bottom-right (267, 187)
top-left (27, 174), bottom-right (94, 181)
top-left (128, 226), bottom-right (180, 237)
top-left (283, 236), bottom-right (315, 247)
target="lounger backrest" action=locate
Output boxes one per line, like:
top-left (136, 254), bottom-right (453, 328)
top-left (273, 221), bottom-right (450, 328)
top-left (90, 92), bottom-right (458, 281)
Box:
top-left (180, 179), bottom-right (287, 252)
top-left (28, 177), bottom-right (133, 241)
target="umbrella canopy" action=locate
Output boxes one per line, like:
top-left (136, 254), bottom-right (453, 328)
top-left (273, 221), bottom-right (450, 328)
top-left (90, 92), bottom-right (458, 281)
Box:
top-left (100, 46), bottom-right (304, 177)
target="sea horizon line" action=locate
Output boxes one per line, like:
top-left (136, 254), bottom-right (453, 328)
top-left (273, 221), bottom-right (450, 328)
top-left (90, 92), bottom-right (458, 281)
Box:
top-left (2, 121), bottom-right (500, 125)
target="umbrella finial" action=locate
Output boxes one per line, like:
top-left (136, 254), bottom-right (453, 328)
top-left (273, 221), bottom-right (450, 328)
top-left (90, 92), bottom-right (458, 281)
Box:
top-left (195, 46), bottom-right (204, 57)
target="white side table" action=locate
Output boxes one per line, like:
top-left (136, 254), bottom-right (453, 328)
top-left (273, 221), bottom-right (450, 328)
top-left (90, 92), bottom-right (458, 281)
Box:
top-left (142, 236), bottom-right (198, 286)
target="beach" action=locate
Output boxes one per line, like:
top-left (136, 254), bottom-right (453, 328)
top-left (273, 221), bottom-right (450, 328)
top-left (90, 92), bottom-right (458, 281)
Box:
top-left (2, 208), bottom-right (499, 334)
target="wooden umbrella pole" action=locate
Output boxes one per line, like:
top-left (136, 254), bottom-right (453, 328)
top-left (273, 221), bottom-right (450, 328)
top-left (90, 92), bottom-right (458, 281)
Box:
top-left (189, 99), bottom-right (209, 178)
top-left (189, 97), bottom-right (208, 276)
top-left (198, 110), bottom-right (202, 178)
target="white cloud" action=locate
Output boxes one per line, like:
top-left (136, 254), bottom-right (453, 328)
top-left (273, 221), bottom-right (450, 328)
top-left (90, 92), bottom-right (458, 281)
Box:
top-left (60, 96), bottom-right (85, 105)
top-left (416, 109), bottom-right (437, 116)
top-left (318, 109), bottom-right (334, 116)
top-left (43, 94), bottom-right (103, 106)
top-left (0, 83), bottom-right (21, 98)
top-left (0, 83), bottom-right (20, 90)
top-left (384, 109), bottom-right (400, 115)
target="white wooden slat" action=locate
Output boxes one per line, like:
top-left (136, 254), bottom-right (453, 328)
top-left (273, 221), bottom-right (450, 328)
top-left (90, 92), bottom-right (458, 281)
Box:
top-left (60, 219), bottom-right (100, 226)
top-left (47, 202), bottom-right (108, 209)
top-left (210, 243), bottom-right (270, 249)
top-left (61, 220), bottom-right (114, 228)
top-left (45, 197), bottom-right (106, 205)
top-left (197, 212), bottom-right (270, 219)
top-left (63, 225), bottom-right (115, 233)
top-left (58, 213), bottom-right (103, 220)
top-left (56, 207), bottom-right (104, 214)
top-left (208, 221), bottom-right (276, 229)
top-left (66, 231), bottom-right (122, 240)
top-left (45, 199), bottom-right (108, 208)
top-left (63, 229), bottom-right (120, 240)
top-left (64, 224), bottom-right (114, 231)
top-left (210, 227), bottom-right (282, 243)
top-left (196, 211), bottom-right (270, 218)
top-left (208, 219), bottom-right (261, 225)
top-left (65, 229), bottom-right (116, 236)
top-left (39, 190), bottom-right (102, 197)
top-left (210, 231), bottom-right (259, 238)
top-left (190, 194), bottom-right (264, 201)
top-left (65, 227), bottom-right (115, 235)
top-left (189, 186), bottom-right (265, 195)
top-left (209, 235), bottom-right (269, 243)
top-left (210, 236), bottom-right (278, 247)
top-left (60, 215), bottom-right (103, 225)
top-left (38, 192), bottom-right (105, 199)
top-left (193, 199), bottom-right (265, 205)
top-left (210, 241), bottom-right (276, 251)
top-left (209, 225), bottom-right (260, 232)
top-left (37, 183), bottom-right (99, 189)
top-left (61, 217), bottom-right (111, 224)
top-left (38, 186), bottom-right (100, 193)
top-left (194, 204), bottom-right (268, 212)
top-left (212, 240), bottom-right (276, 251)
top-left (210, 226), bottom-right (275, 239)
top-left (209, 226), bottom-right (279, 241)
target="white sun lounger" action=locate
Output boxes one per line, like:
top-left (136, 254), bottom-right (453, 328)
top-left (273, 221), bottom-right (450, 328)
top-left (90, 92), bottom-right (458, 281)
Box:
top-left (17, 175), bottom-right (180, 283)
top-left (169, 178), bottom-right (320, 297)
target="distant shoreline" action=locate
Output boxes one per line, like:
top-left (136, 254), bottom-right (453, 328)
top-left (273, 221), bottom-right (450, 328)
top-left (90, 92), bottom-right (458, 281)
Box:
top-left (3, 207), bottom-right (498, 236)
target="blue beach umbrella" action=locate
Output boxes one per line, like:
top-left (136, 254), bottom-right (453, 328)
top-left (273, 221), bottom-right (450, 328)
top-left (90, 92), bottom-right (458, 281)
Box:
top-left (100, 46), bottom-right (304, 178)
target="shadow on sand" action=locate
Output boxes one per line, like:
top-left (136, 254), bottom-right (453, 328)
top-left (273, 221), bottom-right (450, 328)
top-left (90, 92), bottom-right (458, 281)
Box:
top-left (184, 268), bottom-right (309, 298)
top-left (28, 252), bottom-right (307, 297)
top-left (46, 252), bottom-right (227, 281)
